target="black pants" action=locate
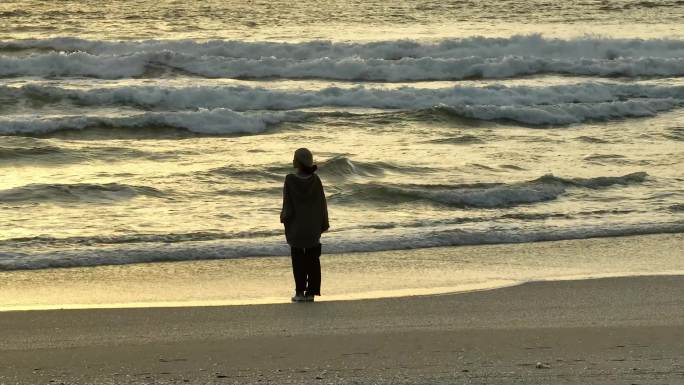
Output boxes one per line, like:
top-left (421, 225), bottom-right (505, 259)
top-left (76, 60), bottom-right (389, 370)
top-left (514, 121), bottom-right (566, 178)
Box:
top-left (290, 244), bottom-right (321, 295)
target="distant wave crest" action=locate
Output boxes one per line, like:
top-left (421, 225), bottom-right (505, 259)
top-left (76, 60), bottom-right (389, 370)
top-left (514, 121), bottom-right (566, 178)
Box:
top-left (0, 182), bottom-right (166, 203)
top-left (4, 82), bottom-right (684, 110)
top-left (0, 109), bottom-right (309, 136)
top-left (330, 172), bottom-right (648, 208)
top-left (1, 83), bottom-right (683, 131)
top-left (2, 35), bottom-right (683, 60)
top-left (0, 35), bottom-right (683, 80)
top-left (0, 51), bottom-right (682, 80)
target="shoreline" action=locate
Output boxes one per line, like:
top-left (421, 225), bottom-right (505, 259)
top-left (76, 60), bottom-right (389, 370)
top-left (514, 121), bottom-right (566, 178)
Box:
top-left (2, 272), bottom-right (684, 313)
top-left (1, 275), bottom-right (683, 384)
top-left (1, 232), bottom-right (683, 312)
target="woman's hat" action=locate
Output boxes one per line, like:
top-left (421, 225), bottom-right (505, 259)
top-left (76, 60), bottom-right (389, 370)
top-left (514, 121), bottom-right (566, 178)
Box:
top-left (293, 148), bottom-right (314, 168)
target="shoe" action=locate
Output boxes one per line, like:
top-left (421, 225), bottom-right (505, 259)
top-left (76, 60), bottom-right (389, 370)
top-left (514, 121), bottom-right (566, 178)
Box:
top-left (304, 293), bottom-right (315, 302)
top-left (291, 292), bottom-right (306, 302)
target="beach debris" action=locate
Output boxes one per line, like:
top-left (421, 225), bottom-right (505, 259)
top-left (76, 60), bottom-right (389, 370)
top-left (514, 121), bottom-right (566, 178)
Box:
top-left (535, 362), bottom-right (551, 369)
top-left (461, 369), bottom-right (469, 372)
top-left (315, 370), bottom-right (328, 379)
top-left (159, 357), bottom-right (188, 362)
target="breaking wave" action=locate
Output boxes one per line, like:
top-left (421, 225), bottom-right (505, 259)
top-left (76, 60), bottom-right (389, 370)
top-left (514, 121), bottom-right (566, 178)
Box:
top-left (331, 172), bottom-right (648, 208)
top-left (1, 35), bottom-right (683, 81)
top-left (3, 35), bottom-right (683, 60)
top-left (432, 99), bottom-right (678, 125)
top-left (1, 51), bottom-right (682, 80)
top-left (0, 100), bottom-right (677, 135)
top-left (0, 182), bottom-right (166, 203)
top-left (1, 221), bottom-right (682, 270)
top-left (2, 82), bottom-right (683, 128)
top-left (4, 82), bottom-right (684, 110)
top-left (204, 156), bottom-right (429, 184)
top-left (317, 156), bottom-right (429, 180)
top-left (0, 109), bottom-right (309, 136)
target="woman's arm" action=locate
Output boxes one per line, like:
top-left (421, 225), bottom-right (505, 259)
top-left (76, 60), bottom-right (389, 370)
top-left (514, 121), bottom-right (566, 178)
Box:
top-left (320, 178), bottom-right (330, 233)
top-left (280, 179), bottom-right (294, 224)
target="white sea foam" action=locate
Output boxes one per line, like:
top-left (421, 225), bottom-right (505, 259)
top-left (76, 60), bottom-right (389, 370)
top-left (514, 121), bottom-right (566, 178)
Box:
top-left (1, 221), bottom-right (682, 270)
top-left (3, 35), bottom-right (684, 60)
top-left (0, 109), bottom-right (308, 135)
top-left (3, 83), bottom-right (682, 127)
top-left (440, 99), bottom-right (678, 125)
top-left (5, 82), bottom-right (684, 110)
top-left (2, 50), bottom-right (682, 80)
top-left (0, 51), bottom-right (151, 78)
top-left (1, 100), bottom-right (677, 131)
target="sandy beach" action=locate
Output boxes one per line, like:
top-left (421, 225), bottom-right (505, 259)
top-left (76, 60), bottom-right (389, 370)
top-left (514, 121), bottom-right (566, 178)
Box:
top-left (1, 268), bottom-right (683, 383)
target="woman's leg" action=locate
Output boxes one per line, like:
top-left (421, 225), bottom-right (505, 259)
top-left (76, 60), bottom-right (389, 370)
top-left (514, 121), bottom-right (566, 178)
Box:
top-left (305, 244), bottom-right (322, 296)
top-left (290, 246), bottom-right (307, 294)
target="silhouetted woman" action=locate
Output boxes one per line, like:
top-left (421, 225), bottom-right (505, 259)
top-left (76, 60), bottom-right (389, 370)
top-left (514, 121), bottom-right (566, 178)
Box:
top-left (280, 148), bottom-right (329, 302)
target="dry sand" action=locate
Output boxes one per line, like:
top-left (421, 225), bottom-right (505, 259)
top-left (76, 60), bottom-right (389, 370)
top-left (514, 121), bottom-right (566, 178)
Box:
top-left (1, 274), bottom-right (683, 384)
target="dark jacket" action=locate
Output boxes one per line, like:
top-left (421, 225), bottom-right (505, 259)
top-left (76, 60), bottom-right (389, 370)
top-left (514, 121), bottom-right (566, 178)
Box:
top-left (280, 172), bottom-right (329, 248)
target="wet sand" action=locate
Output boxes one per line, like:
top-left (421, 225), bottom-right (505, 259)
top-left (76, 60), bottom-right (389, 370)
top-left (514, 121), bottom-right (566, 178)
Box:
top-left (1, 274), bottom-right (683, 384)
top-left (1, 233), bottom-right (683, 310)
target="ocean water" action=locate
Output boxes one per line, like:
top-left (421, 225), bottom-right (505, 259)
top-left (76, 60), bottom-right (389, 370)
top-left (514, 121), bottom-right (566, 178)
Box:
top-left (0, 0), bottom-right (683, 270)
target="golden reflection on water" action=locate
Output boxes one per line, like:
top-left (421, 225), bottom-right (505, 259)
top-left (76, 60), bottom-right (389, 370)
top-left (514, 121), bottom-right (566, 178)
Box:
top-left (2, 0), bottom-right (683, 40)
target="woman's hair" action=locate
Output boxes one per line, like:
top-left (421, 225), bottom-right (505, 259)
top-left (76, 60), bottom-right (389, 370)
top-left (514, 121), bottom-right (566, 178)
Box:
top-left (294, 156), bottom-right (318, 174)
top-left (299, 164), bottom-right (318, 174)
